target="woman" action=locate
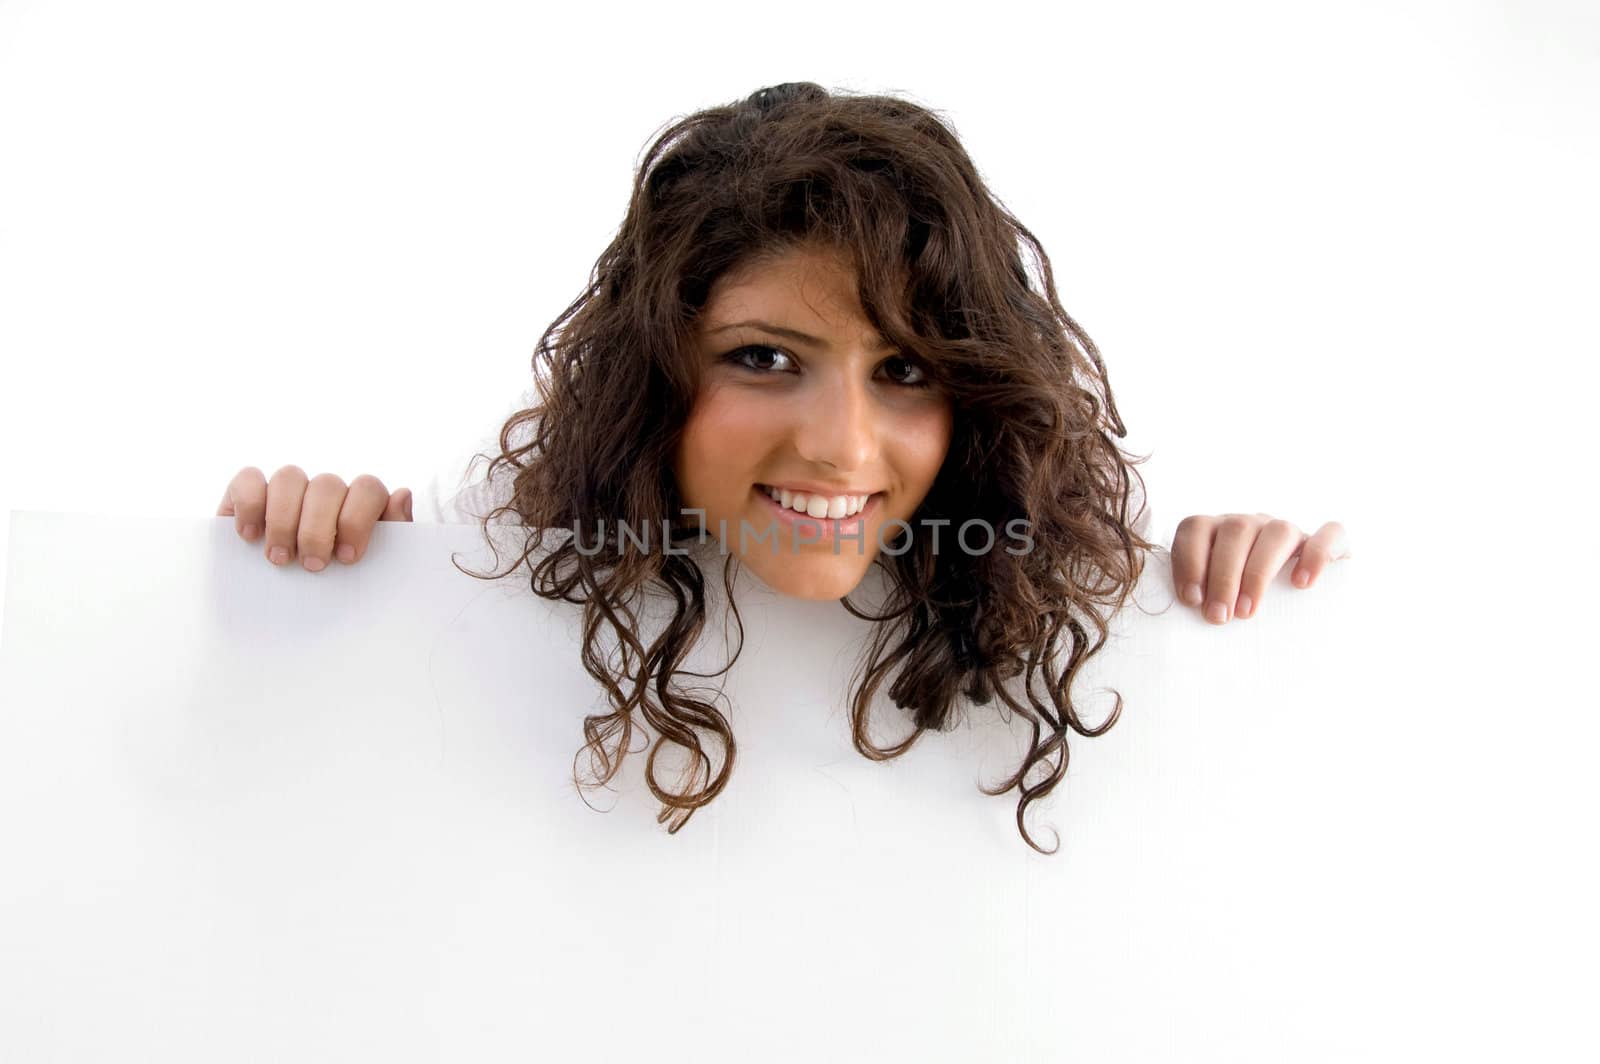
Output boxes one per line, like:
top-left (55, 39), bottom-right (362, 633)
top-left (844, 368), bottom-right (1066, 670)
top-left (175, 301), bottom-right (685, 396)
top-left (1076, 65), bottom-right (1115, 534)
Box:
top-left (218, 82), bottom-right (1349, 853)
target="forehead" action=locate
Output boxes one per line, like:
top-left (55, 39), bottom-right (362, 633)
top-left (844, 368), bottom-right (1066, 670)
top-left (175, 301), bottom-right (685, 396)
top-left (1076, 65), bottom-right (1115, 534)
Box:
top-left (709, 244), bottom-right (858, 305)
top-left (698, 244), bottom-right (903, 348)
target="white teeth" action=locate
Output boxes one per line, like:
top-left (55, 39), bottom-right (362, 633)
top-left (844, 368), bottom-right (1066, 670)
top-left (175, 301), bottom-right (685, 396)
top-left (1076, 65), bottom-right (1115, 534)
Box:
top-left (762, 485), bottom-right (869, 518)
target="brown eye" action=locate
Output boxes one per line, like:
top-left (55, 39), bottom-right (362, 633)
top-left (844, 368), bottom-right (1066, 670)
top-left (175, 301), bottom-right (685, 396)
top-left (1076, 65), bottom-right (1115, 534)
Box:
top-left (881, 355), bottom-right (931, 389)
top-left (724, 344), bottom-right (795, 374)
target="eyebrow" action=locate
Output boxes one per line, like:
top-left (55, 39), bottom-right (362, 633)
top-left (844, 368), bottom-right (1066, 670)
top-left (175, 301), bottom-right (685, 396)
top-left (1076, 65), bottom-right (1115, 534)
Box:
top-left (707, 319), bottom-right (896, 352)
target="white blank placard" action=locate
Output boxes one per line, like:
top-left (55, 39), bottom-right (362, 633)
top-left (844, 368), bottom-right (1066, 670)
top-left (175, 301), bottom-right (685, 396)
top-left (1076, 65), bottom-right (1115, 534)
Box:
top-left (1, 511), bottom-right (1382, 1062)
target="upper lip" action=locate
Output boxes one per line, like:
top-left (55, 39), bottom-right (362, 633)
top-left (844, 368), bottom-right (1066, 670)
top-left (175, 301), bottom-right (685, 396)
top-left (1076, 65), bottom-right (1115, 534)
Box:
top-left (757, 481), bottom-right (883, 498)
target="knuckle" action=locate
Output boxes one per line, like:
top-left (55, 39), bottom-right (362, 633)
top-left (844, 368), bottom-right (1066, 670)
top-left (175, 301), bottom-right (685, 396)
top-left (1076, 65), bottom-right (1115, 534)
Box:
top-left (272, 464), bottom-right (308, 483)
top-left (227, 468), bottom-right (265, 500)
top-left (1264, 518), bottom-right (1297, 537)
top-left (1173, 515), bottom-right (1206, 540)
top-left (1217, 514), bottom-right (1253, 533)
top-left (309, 471), bottom-right (346, 491)
top-left (348, 473), bottom-right (386, 494)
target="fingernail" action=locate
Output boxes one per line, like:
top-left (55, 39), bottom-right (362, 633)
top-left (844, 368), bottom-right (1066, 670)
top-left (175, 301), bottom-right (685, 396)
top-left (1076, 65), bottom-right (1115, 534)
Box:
top-left (1294, 568), bottom-right (1310, 588)
top-left (1183, 583), bottom-right (1203, 607)
top-left (303, 556), bottom-right (325, 572)
top-left (1206, 602), bottom-right (1229, 624)
top-left (336, 544), bottom-right (356, 563)
top-left (1236, 594), bottom-right (1252, 618)
top-left (270, 547), bottom-right (288, 565)
top-left (241, 523), bottom-right (258, 540)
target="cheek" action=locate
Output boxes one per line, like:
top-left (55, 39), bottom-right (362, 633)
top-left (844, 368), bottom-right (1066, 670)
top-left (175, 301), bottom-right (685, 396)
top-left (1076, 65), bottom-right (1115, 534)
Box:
top-left (675, 387), bottom-right (772, 501)
top-left (898, 403), bottom-right (955, 486)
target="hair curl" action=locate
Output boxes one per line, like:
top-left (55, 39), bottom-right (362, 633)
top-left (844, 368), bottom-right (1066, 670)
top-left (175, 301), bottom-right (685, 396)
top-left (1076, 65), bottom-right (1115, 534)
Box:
top-left (456, 82), bottom-right (1161, 855)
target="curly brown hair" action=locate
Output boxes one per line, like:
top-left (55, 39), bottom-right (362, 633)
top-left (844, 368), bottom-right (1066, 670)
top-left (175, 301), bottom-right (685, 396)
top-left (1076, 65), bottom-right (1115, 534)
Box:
top-left (458, 81), bottom-right (1160, 855)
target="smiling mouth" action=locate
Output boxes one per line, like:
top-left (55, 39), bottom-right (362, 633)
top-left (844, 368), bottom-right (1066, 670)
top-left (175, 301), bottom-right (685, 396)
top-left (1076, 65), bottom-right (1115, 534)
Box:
top-left (752, 480), bottom-right (889, 534)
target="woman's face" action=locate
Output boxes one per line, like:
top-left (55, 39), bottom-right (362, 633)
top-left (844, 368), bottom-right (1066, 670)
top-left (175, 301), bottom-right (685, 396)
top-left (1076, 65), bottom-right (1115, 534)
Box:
top-left (674, 243), bottom-right (955, 600)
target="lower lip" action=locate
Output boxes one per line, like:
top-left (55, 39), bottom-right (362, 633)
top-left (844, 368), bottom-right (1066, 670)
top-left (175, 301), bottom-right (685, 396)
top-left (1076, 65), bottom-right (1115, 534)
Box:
top-left (752, 486), bottom-right (883, 539)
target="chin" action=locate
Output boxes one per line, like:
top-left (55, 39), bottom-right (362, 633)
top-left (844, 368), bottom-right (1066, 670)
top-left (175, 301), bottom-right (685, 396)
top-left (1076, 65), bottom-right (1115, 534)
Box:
top-left (746, 556), bottom-right (872, 601)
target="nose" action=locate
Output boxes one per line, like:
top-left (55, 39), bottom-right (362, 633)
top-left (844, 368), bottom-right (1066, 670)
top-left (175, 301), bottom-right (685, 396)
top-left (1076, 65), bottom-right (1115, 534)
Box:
top-left (792, 364), bottom-right (878, 472)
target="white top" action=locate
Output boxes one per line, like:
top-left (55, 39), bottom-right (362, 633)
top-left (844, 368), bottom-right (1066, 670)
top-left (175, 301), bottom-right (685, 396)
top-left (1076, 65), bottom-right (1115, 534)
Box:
top-left (412, 442), bottom-right (513, 526)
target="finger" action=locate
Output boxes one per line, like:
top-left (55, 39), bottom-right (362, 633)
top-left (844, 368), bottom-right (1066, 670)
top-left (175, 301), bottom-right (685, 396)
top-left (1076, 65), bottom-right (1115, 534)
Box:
top-left (1233, 519), bottom-right (1304, 620)
top-left (1169, 514), bottom-right (1218, 609)
top-left (220, 467), bottom-right (268, 541)
top-left (1202, 514), bottom-right (1262, 625)
top-left (263, 465), bottom-right (309, 566)
top-left (382, 487), bottom-right (413, 524)
top-left (333, 476), bottom-right (392, 564)
top-left (1291, 521), bottom-right (1350, 588)
top-left (296, 473), bottom-right (350, 572)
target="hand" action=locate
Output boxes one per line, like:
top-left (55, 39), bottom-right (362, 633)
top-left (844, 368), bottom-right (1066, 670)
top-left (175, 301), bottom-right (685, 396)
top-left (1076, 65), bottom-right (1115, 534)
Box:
top-left (217, 465), bottom-right (413, 572)
top-left (1171, 513), bottom-right (1351, 625)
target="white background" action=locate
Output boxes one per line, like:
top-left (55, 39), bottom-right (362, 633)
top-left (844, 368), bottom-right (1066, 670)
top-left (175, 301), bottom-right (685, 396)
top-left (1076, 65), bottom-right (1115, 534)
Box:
top-left (2, 0), bottom-right (1597, 1057)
